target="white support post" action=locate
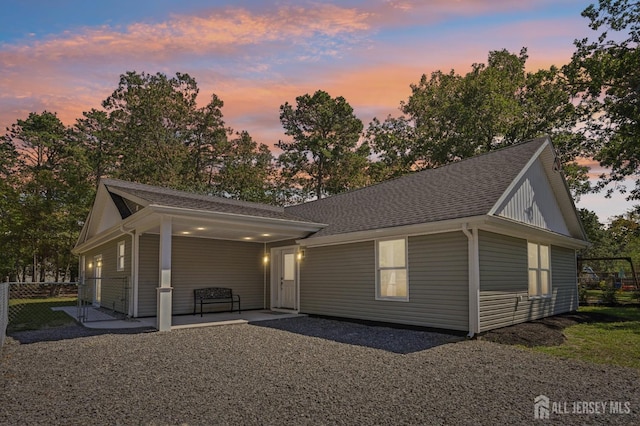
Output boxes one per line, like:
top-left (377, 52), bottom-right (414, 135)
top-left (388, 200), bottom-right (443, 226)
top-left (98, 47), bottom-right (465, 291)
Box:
top-left (157, 216), bottom-right (173, 331)
top-left (462, 224), bottom-right (480, 337)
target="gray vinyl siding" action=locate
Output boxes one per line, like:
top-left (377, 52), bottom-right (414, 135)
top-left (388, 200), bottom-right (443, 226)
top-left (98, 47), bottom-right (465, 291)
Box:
top-left (478, 231), bottom-right (578, 332)
top-left (550, 245), bottom-right (579, 313)
top-left (81, 238), bottom-right (131, 314)
top-left (171, 237), bottom-right (264, 315)
top-left (136, 234), bottom-right (265, 316)
top-left (300, 232), bottom-right (468, 330)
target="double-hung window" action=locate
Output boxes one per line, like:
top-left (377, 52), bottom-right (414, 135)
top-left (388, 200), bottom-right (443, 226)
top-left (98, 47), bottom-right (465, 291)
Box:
top-left (376, 238), bottom-right (408, 301)
top-left (528, 242), bottom-right (551, 297)
top-left (117, 241), bottom-right (125, 272)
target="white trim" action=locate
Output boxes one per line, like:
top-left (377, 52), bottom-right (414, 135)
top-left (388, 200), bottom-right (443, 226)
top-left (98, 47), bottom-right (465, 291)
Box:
top-left (298, 216), bottom-right (488, 248)
top-left (297, 213), bottom-right (588, 250)
top-left (93, 254), bottom-right (102, 307)
top-left (149, 204), bottom-right (325, 230)
top-left (73, 202), bottom-right (324, 255)
top-left (482, 216), bottom-right (589, 249)
top-left (375, 237), bottom-right (409, 302)
top-left (116, 240), bottom-right (125, 272)
top-left (462, 224), bottom-right (480, 336)
top-left (103, 187), bottom-right (150, 209)
top-left (270, 245), bottom-right (300, 311)
top-left (157, 216), bottom-right (172, 332)
top-left (132, 231), bottom-right (139, 318)
top-left (527, 241), bottom-right (552, 298)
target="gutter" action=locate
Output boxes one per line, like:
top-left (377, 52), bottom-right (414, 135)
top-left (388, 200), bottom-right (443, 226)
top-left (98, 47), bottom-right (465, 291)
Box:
top-left (462, 224), bottom-right (480, 338)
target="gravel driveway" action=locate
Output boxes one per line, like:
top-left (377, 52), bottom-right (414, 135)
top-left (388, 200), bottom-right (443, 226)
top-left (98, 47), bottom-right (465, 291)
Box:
top-left (1, 316), bottom-right (639, 425)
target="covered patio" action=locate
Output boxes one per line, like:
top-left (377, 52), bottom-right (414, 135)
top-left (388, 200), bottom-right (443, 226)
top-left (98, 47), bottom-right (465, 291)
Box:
top-left (55, 305), bottom-right (304, 330)
top-left (73, 179), bottom-right (325, 332)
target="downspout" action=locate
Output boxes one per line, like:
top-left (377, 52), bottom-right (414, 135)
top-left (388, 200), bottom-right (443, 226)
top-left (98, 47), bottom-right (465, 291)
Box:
top-left (120, 224), bottom-right (137, 318)
top-left (462, 224), bottom-right (480, 338)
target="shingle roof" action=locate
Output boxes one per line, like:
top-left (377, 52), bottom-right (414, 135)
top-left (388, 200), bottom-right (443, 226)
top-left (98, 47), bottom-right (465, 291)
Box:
top-left (101, 179), bottom-right (314, 223)
top-left (285, 137), bottom-right (548, 238)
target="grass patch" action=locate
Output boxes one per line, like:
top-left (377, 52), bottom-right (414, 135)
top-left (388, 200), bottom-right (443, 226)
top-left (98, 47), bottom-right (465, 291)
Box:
top-left (533, 306), bottom-right (640, 371)
top-left (582, 289), bottom-right (639, 304)
top-left (8, 297), bottom-right (78, 333)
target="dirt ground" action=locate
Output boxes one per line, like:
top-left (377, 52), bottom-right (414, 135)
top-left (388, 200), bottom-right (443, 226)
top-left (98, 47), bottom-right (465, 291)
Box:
top-left (478, 310), bottom-right (626, 347)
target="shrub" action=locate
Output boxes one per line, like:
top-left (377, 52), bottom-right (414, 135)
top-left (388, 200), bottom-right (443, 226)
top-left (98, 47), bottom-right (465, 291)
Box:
top-left (579, 286), bottom-right (589, 304)
top-left (600, 284), bottom-right (618, 305)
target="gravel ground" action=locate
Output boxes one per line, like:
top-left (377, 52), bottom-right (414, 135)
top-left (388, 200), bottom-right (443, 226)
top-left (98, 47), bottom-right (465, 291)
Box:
top-left (1, 317), bottom-right (639, 425)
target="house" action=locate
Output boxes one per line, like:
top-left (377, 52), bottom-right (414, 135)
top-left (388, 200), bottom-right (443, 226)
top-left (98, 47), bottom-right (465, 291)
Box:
top-left (73, 136), bottom-right (588, 335)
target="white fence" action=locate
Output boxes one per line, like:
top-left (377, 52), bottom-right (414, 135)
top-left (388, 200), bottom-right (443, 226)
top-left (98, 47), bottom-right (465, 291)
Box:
top-left (0, 283), bottom-right (8, 350)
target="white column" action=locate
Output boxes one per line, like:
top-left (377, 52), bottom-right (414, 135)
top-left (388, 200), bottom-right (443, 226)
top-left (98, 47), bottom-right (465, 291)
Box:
top-left (462, 224), bottom-right (480, 336)
top-left (156, 216), bottom-right (173, 331)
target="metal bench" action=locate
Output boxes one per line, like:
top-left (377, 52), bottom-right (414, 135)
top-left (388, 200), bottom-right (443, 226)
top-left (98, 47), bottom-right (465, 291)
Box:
top-left (193, 287), bottom-right (241, 317)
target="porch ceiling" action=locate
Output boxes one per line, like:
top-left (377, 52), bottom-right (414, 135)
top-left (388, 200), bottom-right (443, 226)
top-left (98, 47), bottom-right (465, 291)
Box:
top-left (140, 215), bottom-right (318, 243)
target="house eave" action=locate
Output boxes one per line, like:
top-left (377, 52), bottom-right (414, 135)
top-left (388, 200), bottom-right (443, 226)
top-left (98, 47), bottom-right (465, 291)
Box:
top-left (296, 216), bottom-right (489, 247)
top-left (72, 208), bottom-right (154, 254)
top-left (72, 204), bottom-right (326, 255)
top-left (482, 216), bottom-right (589, 249)
top-left (147, 205), bottom-right (326, 232)
top-left (296, 214), bottom-right (589, 249)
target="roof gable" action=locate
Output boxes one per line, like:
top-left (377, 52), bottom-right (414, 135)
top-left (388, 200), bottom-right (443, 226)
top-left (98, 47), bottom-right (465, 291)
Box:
top-left (76, 183), bottom-right (131, 246)
top-left (101, 179), bottom-right (304, 222)
top-left (286, 137), bottom-right (551, 238)
top-left (493, 158), bottom-right (570, 235)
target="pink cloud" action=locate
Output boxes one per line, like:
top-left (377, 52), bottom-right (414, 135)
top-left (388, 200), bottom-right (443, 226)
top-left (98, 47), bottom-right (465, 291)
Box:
top-left (0, 5), bottom-right (371, 66)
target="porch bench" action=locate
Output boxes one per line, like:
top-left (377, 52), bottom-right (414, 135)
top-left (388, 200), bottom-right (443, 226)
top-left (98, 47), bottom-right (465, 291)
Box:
top-left (193, 287), bottom-right (241, 317)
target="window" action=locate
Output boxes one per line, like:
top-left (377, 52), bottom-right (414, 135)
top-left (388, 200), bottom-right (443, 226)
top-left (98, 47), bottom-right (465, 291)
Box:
top-left (528, 242), bottom-right (551, 297)
top-left (376, 238), bottom-right (408, 301)
top-left (117, 241), bottom-right (125, 271)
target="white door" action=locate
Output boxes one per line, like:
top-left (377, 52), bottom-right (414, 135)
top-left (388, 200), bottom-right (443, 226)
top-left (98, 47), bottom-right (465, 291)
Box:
top-left (93, 255), bottom-right (102, 307)
top-left (279, 248), bottom-right (297, 309)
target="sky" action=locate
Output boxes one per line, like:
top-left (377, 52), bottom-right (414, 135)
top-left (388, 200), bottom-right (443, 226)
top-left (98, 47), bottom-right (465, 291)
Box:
top-left (0, 0), bottom-right (635, 223)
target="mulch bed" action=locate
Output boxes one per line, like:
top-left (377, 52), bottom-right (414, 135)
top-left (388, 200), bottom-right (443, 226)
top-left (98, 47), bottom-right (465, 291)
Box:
top-left (479, 311), bottom-right (626, 347)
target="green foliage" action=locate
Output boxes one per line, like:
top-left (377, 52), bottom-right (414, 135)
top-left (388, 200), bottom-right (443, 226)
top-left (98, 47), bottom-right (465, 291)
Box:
top-left (579, 286), bottom-right (589, 304)
top-left (367, 49), bottom-right (588, 196)
top-left (102, 71), bottom-right (200, 187)
top-left (600, 283), bottom-right (619, 304)
top-left (214, 131), bottom-right (279, 204)
top-left (277, 90), bottom-right (368, 200)
top-left (566, 0), bottom-right (640, 199)
top-left (2, 111), bottom-right (92, 281)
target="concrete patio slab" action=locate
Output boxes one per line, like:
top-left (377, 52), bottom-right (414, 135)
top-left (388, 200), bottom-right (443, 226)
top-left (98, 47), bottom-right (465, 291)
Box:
top-left (52, 306), bottom-right (304, 330)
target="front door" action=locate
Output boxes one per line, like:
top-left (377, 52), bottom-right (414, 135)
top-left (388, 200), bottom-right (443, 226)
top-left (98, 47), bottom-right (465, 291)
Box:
top-left (93, 255), bottom-right (102, 307)
top-left (272, 247), bottom-right (298, 310)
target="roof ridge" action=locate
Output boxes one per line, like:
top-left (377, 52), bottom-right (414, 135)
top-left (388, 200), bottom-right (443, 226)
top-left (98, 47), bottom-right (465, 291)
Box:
top-left (100, 178), bottom-right (285, 213)
top-left (286, 136), bottom-right (549, 210)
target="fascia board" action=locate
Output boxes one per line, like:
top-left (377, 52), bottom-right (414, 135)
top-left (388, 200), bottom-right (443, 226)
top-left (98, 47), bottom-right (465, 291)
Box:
top-left (482, 216), bottom-right (590, 249)
top-left (297, 216), bottom-right (488, 248)
top-left (148, 205), bottom-right (326, 232)
top-left (105, 187), bottom-right (151, 207)
top-left (74, 183), bottom-right (110, 249)
top-left (72, 208), bottom-right (154, 254)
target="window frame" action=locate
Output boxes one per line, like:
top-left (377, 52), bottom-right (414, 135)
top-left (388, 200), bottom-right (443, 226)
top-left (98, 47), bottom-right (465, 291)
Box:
top-left (527, 241), bottom-right (551, 299)
top-left (375, 237), bottom-right (409, 302)
top-left (116, 240), bottom-right (125, 272)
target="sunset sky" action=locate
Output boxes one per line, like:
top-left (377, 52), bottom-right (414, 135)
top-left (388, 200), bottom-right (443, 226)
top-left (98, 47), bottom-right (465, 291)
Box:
top-left (0, 0), bottom-right (634, 221)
